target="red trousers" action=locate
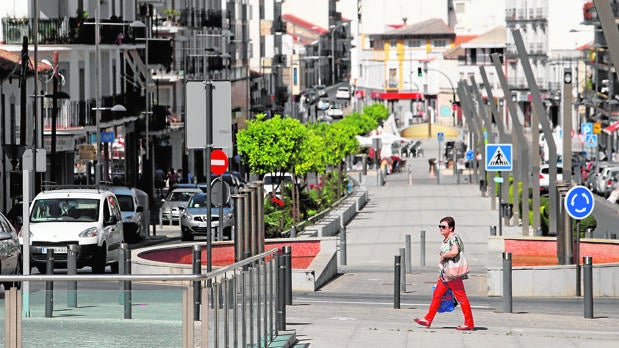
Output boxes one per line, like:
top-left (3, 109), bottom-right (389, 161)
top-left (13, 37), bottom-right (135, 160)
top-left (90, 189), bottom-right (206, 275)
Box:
top-left (424, 277), bottom-right (474, 327)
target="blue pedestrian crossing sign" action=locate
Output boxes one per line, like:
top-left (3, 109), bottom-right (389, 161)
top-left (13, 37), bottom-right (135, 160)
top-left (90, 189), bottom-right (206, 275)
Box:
top-left (565, 186), bottom-right (595, 220)
top-left (437, 132), bottom-right (444, 142)
top-left (485, 144), bottom-right (512, 171)
top-left (585, 134), bottom-right (598, 147)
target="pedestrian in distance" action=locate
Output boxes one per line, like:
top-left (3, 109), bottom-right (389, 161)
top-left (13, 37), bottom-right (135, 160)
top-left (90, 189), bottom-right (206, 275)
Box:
top-left (414, 216), bottom-right (475, 331)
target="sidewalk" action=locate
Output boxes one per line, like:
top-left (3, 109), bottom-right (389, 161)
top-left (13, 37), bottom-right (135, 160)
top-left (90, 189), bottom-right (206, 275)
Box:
top-left (287, 137), bottom-right (619, 347)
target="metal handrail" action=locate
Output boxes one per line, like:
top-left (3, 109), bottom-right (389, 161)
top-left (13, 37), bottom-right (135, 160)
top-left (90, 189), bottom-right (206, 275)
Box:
top-left (0, 248), bottom-right (279, 283)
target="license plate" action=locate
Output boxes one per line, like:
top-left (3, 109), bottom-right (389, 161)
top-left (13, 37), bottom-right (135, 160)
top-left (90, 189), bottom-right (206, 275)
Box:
top-left (41, 247), bottom-right (68, 254)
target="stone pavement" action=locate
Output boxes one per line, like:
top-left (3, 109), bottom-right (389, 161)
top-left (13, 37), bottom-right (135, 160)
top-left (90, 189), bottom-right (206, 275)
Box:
top-left (286, 137), bottom-right (619, 347)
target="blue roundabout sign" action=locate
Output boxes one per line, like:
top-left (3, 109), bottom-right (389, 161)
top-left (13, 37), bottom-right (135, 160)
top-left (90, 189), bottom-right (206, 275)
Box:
top-left (564, 186), bottom-right (595, 220)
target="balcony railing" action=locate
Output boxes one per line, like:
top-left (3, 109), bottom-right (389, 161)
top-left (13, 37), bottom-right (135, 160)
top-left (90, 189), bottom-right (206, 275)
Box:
top-left (1, 16), bottom-right (143, 45)
top-left (178, 8), bottom-right (224, 29)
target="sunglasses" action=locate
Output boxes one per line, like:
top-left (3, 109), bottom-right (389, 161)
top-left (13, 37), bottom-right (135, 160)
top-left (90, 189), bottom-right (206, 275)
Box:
top-left (438, 225), bottom-right (449, 229)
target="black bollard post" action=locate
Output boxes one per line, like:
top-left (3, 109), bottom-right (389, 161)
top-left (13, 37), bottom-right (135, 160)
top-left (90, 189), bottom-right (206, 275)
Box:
top-left (502, 252), bottom-right (512, 313)
top-left (399, 248), bottom-right (406, 292)
top-left (420, 230), bottom-right (426, 267)
top-left (405, 234), bottom-right (412, 273)
top-left (340, 223), bottom-right (347, 266)
top-left (124, 248), bottom-right (132, 319)
top-left (118, 243), bottom-right (127, 305)
top-left (490, 225), bottom-right (496, 236)
top-left (583, 256), bottom-right (593, 319)
top-left (394, 255), bottom-right (401, 309)
top-left (277, 254), bottom-right (287, 331)
top-left (45, 249), bottom-right (54, 318)
top-left (283, 246), bottom-right (292, 306)
top-left (193, 244), bottom-right (202, 320)
top-left (67, 244), bottom-right (78, 308)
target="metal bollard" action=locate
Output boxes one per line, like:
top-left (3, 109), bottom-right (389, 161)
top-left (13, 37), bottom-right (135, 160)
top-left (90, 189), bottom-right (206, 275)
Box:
top-left (585, 228), bottom-right (593, 239)
top-left (67, 244), bottom-right (78, 308)
top-left (583, 256), bottom-right (593, 319)
top-left (405, 234), bottom-right (412, 273)
top-left (340, 223), bottom-right (347, 266)
top-left (502, 252), bottom-right (512, 313)
top-left (276, 255), bottom-right (287, 331)
top-left (124, 248), bottom-right (132, 319)
top-left (490, 225), bottom-right (497, 236)
top-left (394, 255), bottom-right (401, 309)
top-left (399, 248), bottom-right (406, 292)
top-left (283, 246), bottom-right (292, 306)
top-left (290, 225), bottom-right (296, 238)
top-left (192, 245), bottom-right (202, 320)
top-left (420, 230), bottom-right (426, 267)
top-left (118, 243), bottom-right (127, 305)
top-left (45, 249), bottom-right (54, 318)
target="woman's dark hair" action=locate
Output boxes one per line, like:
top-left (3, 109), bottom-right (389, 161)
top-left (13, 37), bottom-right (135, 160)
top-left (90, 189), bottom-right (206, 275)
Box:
top-left (440, 216), bottom-right (455, 230)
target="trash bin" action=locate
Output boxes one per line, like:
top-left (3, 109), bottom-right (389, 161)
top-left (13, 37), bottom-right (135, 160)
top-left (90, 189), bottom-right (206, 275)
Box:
top-left (501, 203), bottom-right (513, 218)
top-left (479, 179), bottom-right (487, 192)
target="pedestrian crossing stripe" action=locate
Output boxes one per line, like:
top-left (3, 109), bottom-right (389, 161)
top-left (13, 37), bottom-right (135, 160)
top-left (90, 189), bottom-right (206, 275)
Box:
top-left (485, 144), bottom-right (512, 171)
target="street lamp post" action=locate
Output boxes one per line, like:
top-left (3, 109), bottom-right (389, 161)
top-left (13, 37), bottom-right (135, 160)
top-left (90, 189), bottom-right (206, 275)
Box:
top-left (91, 104), bottom-right (127, 185)
top-left (331, 23), bottom-right (348, 85)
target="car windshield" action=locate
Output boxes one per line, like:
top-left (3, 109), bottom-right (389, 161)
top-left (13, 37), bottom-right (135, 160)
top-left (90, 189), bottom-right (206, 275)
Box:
top-left (31, 198), bottom-right (99, 223)
top-left (187, 194), bottom-right (231, 209)
top-left (167, 191), bottom-right (196, 202)
top-left (116, 194), bottom-right (135, 212)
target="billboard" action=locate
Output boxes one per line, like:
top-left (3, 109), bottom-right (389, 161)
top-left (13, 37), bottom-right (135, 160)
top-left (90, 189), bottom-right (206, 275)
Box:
top-left (185, 80), bottom-right (232, 155)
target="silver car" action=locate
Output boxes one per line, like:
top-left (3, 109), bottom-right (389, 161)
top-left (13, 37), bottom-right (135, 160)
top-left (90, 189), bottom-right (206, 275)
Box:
top-left (0, 211), bottom-right (21, 289)
top-left (160, 187), bottom-right (203, 225)
top-left (180, 193), bottom-right (234, 241)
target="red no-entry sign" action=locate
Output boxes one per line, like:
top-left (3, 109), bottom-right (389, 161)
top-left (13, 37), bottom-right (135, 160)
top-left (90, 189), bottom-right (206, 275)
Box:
top-left (210, 149), bottom-right (229, 175)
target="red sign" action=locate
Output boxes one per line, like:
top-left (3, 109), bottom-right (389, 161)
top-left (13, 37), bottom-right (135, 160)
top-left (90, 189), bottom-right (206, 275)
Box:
top-left (210, 150), bottom-right (229, 175)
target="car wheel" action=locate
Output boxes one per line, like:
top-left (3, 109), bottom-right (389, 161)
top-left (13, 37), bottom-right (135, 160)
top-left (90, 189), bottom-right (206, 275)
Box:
top-left (224, 226), bottom-right (233, 240)
top-left (181, 229), bottom-right (194, 242)
top-left (35, 264), bottom-right (47, 275)
top-left (92, 245), bottom-right (107, 274)
top-left (110, 262), bottom-right (119, 274)
top-left (3, 258), bottom-right (22, 290)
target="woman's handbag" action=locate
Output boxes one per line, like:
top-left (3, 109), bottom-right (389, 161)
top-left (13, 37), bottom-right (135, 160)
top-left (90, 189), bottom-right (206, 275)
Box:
top-left (443, 250), bottom-right (470, 280)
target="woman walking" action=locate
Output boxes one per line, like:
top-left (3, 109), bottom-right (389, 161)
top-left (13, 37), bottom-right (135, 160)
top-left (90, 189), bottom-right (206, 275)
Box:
top-left (414, 216), bottom-right (475, 330)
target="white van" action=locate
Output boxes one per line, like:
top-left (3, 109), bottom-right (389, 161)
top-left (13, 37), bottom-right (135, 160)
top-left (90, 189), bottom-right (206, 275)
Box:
top-left (20, 189), bottom-right (124, 273)
top-left (262, 172), bottom-right (298, 197)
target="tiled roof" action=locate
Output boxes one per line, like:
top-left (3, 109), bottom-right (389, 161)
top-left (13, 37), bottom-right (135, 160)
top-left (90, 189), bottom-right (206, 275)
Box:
top-left (282, 14), bottom-right (328, 34)
top-left (385, 18), bottom-right (455, 37)
top-left (0, 49), bottom-right (52, 76)
top-left (443, 45), bottom-right (464, 60)
top-left (454, 35), bottom-right (477, 46)
top-left (462, 26), bottom-right (505, 46)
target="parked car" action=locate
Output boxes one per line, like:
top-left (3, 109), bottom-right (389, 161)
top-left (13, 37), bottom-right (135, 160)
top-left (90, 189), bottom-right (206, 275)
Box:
top-left (584, 161), bottom-right (611, 192)
top-left (444, 141), bottom-right (466, 160)
top-left (314, 85), bottom-right (327, 97)
top-left (262, 172), bottom-right (298, 197)
top-left (596, 166), bottom-right (619, 196)
top-left (602, 170), bottom-right (619, 198)
top-left (326, 105), bottom-right (344, 119)
top-left (110, 186), bottom-right (146, 243)
top-left (0, 211), bottom-right (21, 289)
top-left (180, 193), bottom-right (234, 241)
top-left (317, 98), bottom-right (330, 110)
top-left (22, 189), bottom-right (124, 273)
top-left (301, 88), bottom-right (319, 104)
top-left (335, 86), bottom-right (351, 99)
top-left (160, 187), bottom-right (203, 225)
top-left (539, 164), bottom-right (563, 195)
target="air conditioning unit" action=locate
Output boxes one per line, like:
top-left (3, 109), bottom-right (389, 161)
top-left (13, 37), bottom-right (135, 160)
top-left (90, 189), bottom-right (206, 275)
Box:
top-left (5, 24), bottom-right (29, 44)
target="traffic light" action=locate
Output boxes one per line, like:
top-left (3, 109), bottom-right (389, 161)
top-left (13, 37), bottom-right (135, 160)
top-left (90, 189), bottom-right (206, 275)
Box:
top-left (417, 67), bottom-right (422, 77)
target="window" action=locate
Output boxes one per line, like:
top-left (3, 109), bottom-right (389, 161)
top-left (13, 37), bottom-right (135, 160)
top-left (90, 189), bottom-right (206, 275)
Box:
top-left (388, 68), bottom-right (398, 88)
top-left (433, 39), bottom-right (447, 48)
top-left (390, 40), bottom-right (397, 48)
top-left (407, 40), bottom-right (422, 48)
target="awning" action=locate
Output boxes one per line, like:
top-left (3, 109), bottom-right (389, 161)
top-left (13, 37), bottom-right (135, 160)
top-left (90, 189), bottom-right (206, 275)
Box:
top-left (603, 121), bottom-right (619, 134)
top-left (370, 91), bottom-right (424, 100)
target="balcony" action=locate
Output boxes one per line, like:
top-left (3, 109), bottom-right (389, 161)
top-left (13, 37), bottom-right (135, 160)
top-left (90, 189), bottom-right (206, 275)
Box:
top-left (1, 16), bottom-right (143, 45)
top-left (177, 8), bottom-right (223, 29)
